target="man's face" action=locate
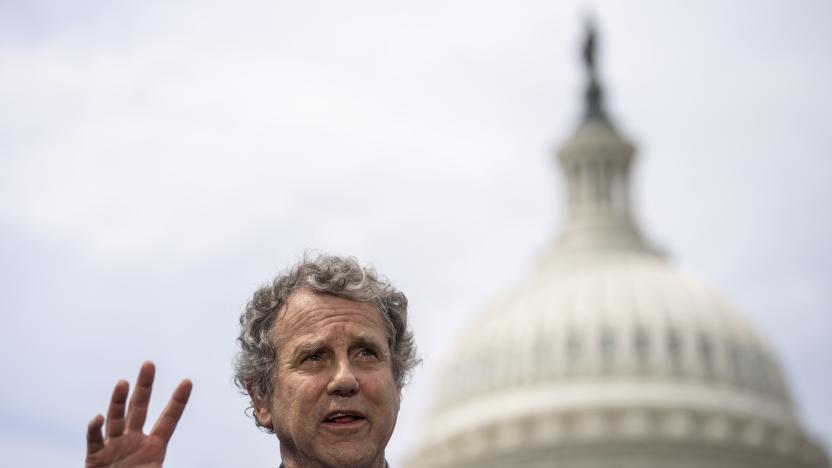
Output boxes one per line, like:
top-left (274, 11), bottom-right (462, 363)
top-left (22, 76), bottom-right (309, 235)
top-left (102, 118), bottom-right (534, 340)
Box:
top-left (253, 289), bottom-right (400, 468)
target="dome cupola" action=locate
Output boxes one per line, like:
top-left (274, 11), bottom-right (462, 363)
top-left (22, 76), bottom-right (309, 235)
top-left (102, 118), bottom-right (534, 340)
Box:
top-left (555, 20), bottom-right (657, 257)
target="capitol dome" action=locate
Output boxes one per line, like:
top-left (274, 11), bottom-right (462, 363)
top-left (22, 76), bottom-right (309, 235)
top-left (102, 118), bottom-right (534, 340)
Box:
top-left (405, 25), bottom-right (830, 468)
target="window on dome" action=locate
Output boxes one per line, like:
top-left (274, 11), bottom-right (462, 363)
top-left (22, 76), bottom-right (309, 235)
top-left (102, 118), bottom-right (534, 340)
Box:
top-left (600, 327), bottom-right (615, 370)
top-left (533, 334), bottom-right (552, 378)
top-left (593, 160), bottom-right (604, 203)
top-left (667, 329), bottom-right (682, 371)
top-left (763, 359), bottom-right (786, 398)
top-left (757, 355), bottom-right (775, 395)
top-left (749, 351), bottom-right (767, 392)
top-left (601, 161), bottom-right (611, 205)
top-left (729, 344), bottom-right (743, 384)
top-left (699, 335), bottom-right (714, 378)
top-left (634, 326), bottom-right (649, 367)
top-left (566, 332), bottom-right (581, 372)
top-left (571, 165), bottom-right (582, 204)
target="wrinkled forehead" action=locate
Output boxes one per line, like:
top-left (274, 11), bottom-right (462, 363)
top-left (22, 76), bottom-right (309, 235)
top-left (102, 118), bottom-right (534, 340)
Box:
top-left (274, 289), bottom-right (389, 345)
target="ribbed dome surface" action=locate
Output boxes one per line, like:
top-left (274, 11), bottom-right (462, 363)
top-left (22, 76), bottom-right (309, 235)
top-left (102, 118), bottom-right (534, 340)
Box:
top-left (431, 251), bottom-right (791, 414)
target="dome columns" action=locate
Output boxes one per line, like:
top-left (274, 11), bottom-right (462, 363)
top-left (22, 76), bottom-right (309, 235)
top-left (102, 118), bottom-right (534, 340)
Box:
top-left (554, 126), bottom-right (653, 254)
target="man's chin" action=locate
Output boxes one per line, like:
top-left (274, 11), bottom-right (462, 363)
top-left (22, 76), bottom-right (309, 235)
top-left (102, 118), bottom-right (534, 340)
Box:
top-left (316, 442), bottom-right (382, 468)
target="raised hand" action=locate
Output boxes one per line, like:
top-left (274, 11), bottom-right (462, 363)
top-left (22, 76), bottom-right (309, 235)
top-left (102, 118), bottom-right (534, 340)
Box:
top-left (86, 362), bottom-right (192, 468)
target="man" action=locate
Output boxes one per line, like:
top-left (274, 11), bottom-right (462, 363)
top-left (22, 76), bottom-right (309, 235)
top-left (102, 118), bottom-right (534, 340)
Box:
top-left (85, 254), bottom-right (419, 468)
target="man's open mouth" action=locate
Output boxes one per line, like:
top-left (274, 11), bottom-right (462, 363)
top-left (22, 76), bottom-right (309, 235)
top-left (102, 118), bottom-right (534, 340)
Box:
top-left (323, 412), bottom-right (366, 424)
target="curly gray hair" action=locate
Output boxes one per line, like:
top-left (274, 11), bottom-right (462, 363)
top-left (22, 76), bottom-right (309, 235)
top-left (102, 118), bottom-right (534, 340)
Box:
top-left (233, 253), bottom-right (419, 430)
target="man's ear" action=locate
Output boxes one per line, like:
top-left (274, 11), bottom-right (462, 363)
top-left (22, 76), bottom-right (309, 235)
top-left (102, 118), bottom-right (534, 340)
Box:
top-left (247, 381), bottom-right (274, 429)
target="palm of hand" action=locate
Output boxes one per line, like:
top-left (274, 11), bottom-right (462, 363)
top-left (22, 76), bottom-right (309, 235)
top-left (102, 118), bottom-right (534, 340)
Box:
top-left (86, 362), bottom-right (192, 468)
top-left (86, 431), bottom-right (166, 468)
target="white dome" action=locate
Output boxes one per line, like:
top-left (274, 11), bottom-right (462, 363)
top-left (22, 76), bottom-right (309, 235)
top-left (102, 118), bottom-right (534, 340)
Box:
top-left (406, 32), bottom-right (830, 466)
top-left (411, 250), bottom-right (829, 468)
top-left (431, 251), bottom-right (791, 415)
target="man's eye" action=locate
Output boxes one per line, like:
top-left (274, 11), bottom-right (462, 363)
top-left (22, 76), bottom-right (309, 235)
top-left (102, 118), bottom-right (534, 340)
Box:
top-left (357, 348), bottom-right (378, 359)
top-left (304, 353), bottom-right (322, 362)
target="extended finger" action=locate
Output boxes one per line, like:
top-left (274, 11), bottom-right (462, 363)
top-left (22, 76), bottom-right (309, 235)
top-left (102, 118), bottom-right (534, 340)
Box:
top-left (126, 361), bottom-right (155, 432)
top-left (105, 380), bottom-right (129, 438)
top-left (86, 414), bottom-right (105, 455)
top-left (151, 379), bottom-right (193, 443)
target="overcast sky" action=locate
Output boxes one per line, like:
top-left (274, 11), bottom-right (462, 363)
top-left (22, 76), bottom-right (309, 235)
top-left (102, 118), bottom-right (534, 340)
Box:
top-left (1, 1), bottom-right (830, 466)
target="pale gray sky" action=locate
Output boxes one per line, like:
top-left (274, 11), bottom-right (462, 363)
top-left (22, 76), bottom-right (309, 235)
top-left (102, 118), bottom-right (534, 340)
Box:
top-left (1, 1), bottom-right (830, 466)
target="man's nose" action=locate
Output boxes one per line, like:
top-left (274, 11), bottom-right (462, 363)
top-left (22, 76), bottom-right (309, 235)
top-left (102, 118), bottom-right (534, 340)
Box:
top-left (327, 359), bottom-right (359, 397)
